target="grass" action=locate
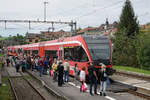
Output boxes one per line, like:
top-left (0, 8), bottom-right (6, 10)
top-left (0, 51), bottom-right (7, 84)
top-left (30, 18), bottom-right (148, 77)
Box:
top-left (0, 37), bottom-right (8, 41)
top-left (25, 75), bottom-right (31, 81)
top-left (114, 66), bottom-right (150, 75)
top-left (0, 54), bottom-right (3, 56)
top-left (0, 54), bottom-right (4, 68)
top-left (0, 76), bottom-right (14, 100)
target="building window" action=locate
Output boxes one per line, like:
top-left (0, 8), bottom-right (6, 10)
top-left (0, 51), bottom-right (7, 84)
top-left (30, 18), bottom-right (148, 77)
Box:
top-left (29, 39), bottom-right (32, 42)
top-left (35, 40), bottom-right (38, 43)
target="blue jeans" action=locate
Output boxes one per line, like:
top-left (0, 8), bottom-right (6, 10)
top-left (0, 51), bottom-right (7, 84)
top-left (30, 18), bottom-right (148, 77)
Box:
top-left (64, 70), bottom-right (69, 82)
top-left (100, 81), bottom-right (107, 93)
top-left (89, 77), bottom-right (97, 94)
top-left (38, 66), bottom-right (42, 77)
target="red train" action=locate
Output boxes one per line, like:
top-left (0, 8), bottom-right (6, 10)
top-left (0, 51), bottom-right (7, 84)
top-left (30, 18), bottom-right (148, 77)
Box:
top-left (7, 35), bottom-right (114, 76)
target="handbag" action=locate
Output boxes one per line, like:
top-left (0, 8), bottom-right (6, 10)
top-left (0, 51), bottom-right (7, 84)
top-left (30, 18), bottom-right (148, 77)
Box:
top-left (49, 70), bottom-right (53, 76)
top-left (84, 83), bottom-right (88, 89)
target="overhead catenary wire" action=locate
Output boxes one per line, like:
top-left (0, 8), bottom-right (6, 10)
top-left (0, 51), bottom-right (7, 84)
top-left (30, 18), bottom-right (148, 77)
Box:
top-left (72, 0), bottom-right (124, 20)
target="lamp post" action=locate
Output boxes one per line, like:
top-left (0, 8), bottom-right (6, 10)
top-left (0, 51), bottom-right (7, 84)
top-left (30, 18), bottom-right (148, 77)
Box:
top-left (44, 1), bottom-right (48, 22)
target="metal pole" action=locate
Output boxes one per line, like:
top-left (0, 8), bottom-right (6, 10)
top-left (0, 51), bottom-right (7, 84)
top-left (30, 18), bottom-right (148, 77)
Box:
top-left (74, 21), bottom-right (77, 35)
top-left (44, 2), bottom-right (48, 22)
top-left (5, 20), bottom-right (7, 29)
top-left (29, 21), bottom-right (31, 29)
top-left (52, 22), bottom-right (54, 32)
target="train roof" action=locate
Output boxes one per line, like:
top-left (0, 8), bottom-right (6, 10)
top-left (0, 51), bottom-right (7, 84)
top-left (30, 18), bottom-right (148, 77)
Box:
top-left (8, 35), bottom-right (110, 49)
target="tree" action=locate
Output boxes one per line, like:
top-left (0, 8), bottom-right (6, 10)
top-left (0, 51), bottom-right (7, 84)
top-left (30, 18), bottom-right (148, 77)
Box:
top-left (136, 30), bottom-right (150, 70)
top-left (118, 0), bottom-right (139, 37)
top-left (76, 27), bottom-right (82, 32)
top-left (112, 0), bottom-right (139, 67)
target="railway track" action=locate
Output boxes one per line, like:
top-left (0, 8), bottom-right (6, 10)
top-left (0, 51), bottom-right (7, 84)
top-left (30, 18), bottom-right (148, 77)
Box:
top-left (114, 70), bottom-right (150, 100)
top-left (8, 75), bottom-right (46, 100)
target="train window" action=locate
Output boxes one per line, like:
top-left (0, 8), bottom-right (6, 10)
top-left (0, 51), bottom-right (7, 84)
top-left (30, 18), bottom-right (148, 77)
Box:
top-left (59, 45), bottom-right (63, 60)
top-left (14, 50), bottom-right (17, 53)
top-left (45, 50), bottom-right (57, 58)
top-left (24, 50), bottom-right (27, 54)
top-left (35, 40), bottom-right (39, 43)
top-left (10, 50), bottom-right (12, 53)
top-left (59, 50), bottom-right (62, 60)
top-left (18, 48), bottom-right (22, 53)
top-left (64, 46), bottom-right (89, 62)
top-left (32, 50), bottom-right (38, 54)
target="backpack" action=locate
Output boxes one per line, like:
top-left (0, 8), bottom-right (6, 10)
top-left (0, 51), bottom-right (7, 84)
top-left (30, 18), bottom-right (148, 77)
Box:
top-left (43, 60), bottom-right (47, 65)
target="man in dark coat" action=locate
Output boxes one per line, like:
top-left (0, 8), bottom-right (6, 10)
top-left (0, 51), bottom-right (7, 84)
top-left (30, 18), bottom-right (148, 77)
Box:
top-left (88, 62), bottom-right (98, 96)
top-left (57, 61), bottom-right (64, 86)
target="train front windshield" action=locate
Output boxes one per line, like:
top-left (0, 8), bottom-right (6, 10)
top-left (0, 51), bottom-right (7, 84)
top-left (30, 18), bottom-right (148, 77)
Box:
top-left (88, 44), bottom-right (110, 60)
top-left (83, 35), bottom-right (111, 65)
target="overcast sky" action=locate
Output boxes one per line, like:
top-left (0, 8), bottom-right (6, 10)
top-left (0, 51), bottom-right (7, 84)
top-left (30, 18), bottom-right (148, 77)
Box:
top-left (0, 0), bottom-right (150, 36)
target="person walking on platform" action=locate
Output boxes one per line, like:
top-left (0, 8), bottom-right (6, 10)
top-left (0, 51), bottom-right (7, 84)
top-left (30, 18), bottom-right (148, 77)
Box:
top-left (49, 57), bottom-right (53, 69)
top-left (6, 57), bottom-right (10, 67)
top-left (22, 58), bottom-right (27, 72)
top-left (99, 63), bottom-right (107, 96)
top-left (35, 57), bottom-right (39, 71)
top-left (27, 55), bottom-right (32, 69)
top-left (88, 62), bottom-right (98, 96)
top-left (74, 63), bottom-right (78, 85)
top-left (57, 60), bottom-right (64, 86)
top-left (43, 57), bottom-right (48, 74)
top-left (52, 59), bottom-right (58, 81)
top-left (80, 67), bottom-right (86, 92)
top-left (63, 59), bottom-right (70, 82)
top-left (38, 58), bottom-right (43, 77)
top-left (49, 57), bottom-right (53, 77)
top-left (15, 57), bottom-right (21, 72)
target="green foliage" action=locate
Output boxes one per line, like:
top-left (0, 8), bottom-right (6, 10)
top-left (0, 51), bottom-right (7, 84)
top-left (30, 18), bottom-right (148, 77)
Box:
top-left (112, 33), bottom-right (137, 67)
top-left (114, 66), bottom-right (150, 75)
top-left (0, 77), bottom-right (14, 100)
top-left (0, 54), bottom-right (3, 56)
top-left (118, 0), bottom-right (139, 37)
top-left (113, 0), bottom-right (139, 67)
top-left (76, 27), bottom-right (82, 32)
top-left (136, 31), bottom-right (150, 70)
top-left (1, 34), bottom-right (26, 46)
top-left (40, 38), bottom-right (48, 42)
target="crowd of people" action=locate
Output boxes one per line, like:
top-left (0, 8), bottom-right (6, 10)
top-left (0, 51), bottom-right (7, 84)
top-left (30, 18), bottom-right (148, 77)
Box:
top-left (4, 53), bottom-right (110, 97)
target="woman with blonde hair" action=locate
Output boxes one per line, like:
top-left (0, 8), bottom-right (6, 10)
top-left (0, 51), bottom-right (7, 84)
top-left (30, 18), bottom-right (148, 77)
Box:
top-left (52, 59), bottom-right (58, 81)
top-left (99, 63), bottom-right (107, 96)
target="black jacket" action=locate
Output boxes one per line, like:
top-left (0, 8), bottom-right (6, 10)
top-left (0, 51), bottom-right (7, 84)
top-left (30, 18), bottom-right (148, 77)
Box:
top-left (100, 70), bottom-right (107, 81)
top-left (57, 63), bottom-right (64, 76)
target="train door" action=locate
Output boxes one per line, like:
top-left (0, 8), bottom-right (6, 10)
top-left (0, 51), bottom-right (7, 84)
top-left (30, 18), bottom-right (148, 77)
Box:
top-left (38, 46), bottom-right (44, 57)
top-left (39, 43), bottom-right (45, 57)
top-left (64, 46), bottom-right (89, 75)
top-left (59, 45), bottom-right (63, 60)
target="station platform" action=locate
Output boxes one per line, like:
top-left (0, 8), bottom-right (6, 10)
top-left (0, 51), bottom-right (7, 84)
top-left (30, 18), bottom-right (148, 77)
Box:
top-left (5, 66), bottom-right (145, 100)
top-left (28, 70), bottom-right (138, 100)
top-left (110, 74), bottom-right (150, 91)
top-left (5, 66), bottom-right (21, 77)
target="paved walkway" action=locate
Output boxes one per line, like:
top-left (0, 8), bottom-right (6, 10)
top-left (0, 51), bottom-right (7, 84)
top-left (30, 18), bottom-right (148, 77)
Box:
top-left (5, 66), bottom-right (21, 77)
top-left (4, 66), bottom-right (145, 100)
top-left (28, 70), bottom-right (134, 100)
top-left (110, 75), bottom-right (150, 91)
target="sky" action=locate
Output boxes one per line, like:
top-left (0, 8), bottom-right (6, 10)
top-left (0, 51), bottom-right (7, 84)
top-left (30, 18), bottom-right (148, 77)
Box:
top-left (0, 0), bottom-right (150, 37)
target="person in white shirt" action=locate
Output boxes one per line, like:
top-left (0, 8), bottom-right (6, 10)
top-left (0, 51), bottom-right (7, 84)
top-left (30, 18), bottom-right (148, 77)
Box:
top-left (63, 59), bottom-right (70, 82)
top-left (80, 67), bottom-right (86, 92)
top-left (80, 67), bottom-right (86, 82)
